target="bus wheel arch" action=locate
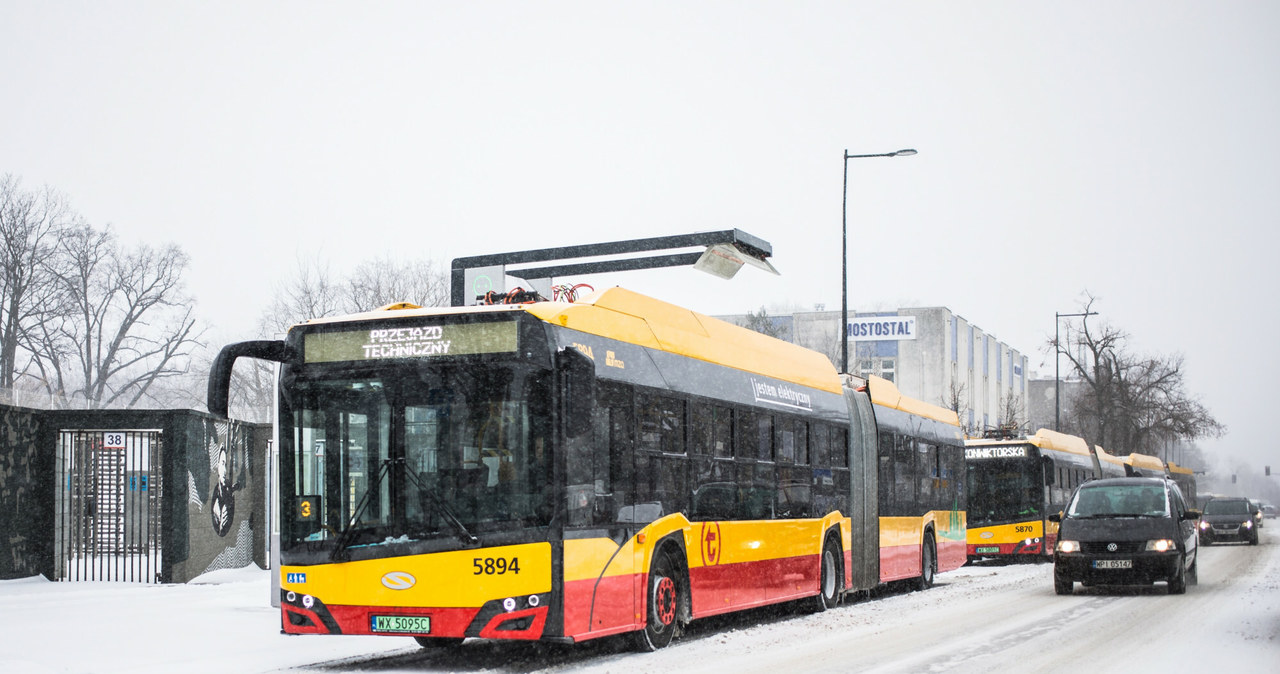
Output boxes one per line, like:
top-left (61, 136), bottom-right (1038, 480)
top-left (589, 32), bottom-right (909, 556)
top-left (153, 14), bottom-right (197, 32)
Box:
top-left (635, 537), bottom-right (689, 651)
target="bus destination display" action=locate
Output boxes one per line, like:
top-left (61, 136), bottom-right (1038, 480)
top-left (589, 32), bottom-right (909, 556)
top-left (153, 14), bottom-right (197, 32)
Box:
top-left (304, 321), bottom-right (518, 363)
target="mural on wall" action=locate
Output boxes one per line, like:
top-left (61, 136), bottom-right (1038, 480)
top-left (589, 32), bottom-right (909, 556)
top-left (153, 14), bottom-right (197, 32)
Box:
top-left (185, 416), bottom-right (258, 577)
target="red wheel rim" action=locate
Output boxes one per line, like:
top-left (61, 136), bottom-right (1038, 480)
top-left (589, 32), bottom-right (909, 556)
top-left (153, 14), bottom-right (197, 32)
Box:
top-left (654, 576), bottom-right (676, 625)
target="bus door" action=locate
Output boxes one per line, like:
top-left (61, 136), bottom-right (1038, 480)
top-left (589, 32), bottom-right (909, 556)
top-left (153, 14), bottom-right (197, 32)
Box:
top-left (563, 378), bottom-right (639, 638)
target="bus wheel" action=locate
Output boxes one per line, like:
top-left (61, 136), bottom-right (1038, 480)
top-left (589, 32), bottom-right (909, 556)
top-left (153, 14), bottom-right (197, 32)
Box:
top-left (635, 550), bottom-right (681, 651)
top-left (916, 532), bottom-right (936, 591)
top-left (813, 534), bottom-right (841, 611)
top-left (414, 637), bottom-right (464, 648)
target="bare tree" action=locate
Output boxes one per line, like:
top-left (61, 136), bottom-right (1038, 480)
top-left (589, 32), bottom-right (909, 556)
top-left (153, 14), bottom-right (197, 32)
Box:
top-left (30, 225), bottom-right (203, 408)
top-left (0, 175), bottom-right (80, 389)
top-left (738, 306), bottom-right (790, 340)
top-left (1055, 292), bottom-right (1224, 456)
top-left (345, 255), bottom-right (449, 312)
top-left (998, 389), bottom-right (1027, 435)
top-left (259, 254), bottom-right (345, 336)
top-left (942, 378), bottom-right (976, 436)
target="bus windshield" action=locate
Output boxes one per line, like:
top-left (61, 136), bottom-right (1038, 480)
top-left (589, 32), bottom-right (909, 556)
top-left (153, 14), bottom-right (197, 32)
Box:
top-left (966, 454), bottom-right (1043, 526)
top-left (281, 361), bottom-right (554, 554)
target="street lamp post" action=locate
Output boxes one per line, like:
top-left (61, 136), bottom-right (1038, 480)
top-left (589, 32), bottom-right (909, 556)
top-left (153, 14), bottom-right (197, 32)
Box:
top-left (842, 148), bottom-right (917, 374)
top-left (1054, 310), bottom-right (1098, 431)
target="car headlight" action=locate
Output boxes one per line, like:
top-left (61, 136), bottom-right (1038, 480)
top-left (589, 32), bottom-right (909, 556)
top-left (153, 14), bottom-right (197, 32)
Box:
top-left (1244, 520), bottom-right (1253, 529)
top-left (1198, 520), bottom-right (1210, 530)
top-left (1145, 539), bottom-right (1176, 552)
top-left (1057, 540), bottom-right (1081, 554)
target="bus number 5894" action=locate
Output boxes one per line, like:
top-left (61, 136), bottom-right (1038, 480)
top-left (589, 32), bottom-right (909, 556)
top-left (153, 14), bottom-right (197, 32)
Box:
top-left (473, 557), bottom-right (520, 575)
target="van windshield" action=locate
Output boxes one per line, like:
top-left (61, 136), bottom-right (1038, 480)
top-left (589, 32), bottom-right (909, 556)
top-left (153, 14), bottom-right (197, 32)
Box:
top-left (1068, 484), bottom-right (1168, 518)
top-left (1204, 500), bottom-right (1250, 516)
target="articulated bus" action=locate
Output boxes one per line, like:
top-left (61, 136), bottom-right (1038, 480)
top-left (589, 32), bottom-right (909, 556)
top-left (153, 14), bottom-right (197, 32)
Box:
top-left (1167, 462), bottom-right (1199, 509)
top-left (965, 428), bottom-right (1194, 563)
top-left (965, 429), bottom-right (1119, 562)
top-left (207, 287), bottom-right (964, 650)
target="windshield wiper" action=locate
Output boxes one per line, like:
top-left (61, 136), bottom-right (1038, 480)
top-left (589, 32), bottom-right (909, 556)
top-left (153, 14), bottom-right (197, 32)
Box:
top-left (330, 458), bottom-right (396, 562)
top-left (404, 461), bottom-right (480, 547)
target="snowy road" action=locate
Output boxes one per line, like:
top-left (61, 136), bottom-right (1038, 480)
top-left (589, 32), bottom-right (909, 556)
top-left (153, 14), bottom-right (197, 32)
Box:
top-left (3, 528), bottom-right (1277, 673)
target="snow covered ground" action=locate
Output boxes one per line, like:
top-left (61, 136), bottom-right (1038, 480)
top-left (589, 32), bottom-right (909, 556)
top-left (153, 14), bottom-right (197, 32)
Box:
top-left (3, 527), bottom-right (1277, 673)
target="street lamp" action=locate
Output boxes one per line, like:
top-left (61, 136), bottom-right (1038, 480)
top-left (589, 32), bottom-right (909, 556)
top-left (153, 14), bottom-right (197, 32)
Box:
top-left (1054, 310), bottom-right (1098, 431)
top-left (842, 148), bottom-right (917, 373)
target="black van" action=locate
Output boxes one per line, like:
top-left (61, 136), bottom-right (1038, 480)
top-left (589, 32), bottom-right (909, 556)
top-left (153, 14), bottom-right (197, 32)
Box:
top-left (1048, 477), bottom-right (1200, 595)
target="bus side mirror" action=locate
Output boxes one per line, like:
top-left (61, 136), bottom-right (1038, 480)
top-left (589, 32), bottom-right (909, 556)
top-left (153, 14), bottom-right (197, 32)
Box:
top-left (207, 340), bottom-right (290, 418)
top-left (1043, 455), bottom-right (1055, 486)
top-left (557, 347), bottom-right (595, 439)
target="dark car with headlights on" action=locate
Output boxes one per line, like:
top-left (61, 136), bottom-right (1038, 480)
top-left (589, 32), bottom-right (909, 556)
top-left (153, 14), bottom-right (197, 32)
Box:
top-left (1049, 477), bottom-right (1199, 595)
top-left (1198, 497), bottom-right (1259, 545)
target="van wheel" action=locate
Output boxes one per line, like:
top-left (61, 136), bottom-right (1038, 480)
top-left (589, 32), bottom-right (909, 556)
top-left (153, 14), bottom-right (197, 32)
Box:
top-left (1168, 557), bottom-right (1187, 595)
top-left (813, 534), bottom-right (841, 611)
top-left (635, 549), bottom-right (681, 651)
top-left (916, 532), bottom-right (936, 591)
top-left (1054, 571), bottom-right (1073, 595)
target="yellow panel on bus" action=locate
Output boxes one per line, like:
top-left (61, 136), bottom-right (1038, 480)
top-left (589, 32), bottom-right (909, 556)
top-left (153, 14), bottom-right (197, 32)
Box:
top-left (281, 542), bottom-right (551, 608)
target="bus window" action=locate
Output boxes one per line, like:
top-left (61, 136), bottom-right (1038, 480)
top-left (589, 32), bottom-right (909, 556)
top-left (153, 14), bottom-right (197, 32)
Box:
top-left (691, 401), bottom-right (732, 458)
top-left (894, 436), bottom-right (915, 505)
top-left (755, 414), bottom-right (774, 462)
top-left (917, 441), bottom-right (937, 506)
top-left (829, 426), bottom-right (848, 468)
top-left (638, 392), bottom-right (685, 456)
top-left (691, 459), bottom-right (736, 520)
top-left (777, 417), bottom-right (797, 464)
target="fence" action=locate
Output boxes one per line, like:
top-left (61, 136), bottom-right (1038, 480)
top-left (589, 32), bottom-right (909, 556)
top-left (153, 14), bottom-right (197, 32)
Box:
top-left (55, 429), bottom-right (164, 583)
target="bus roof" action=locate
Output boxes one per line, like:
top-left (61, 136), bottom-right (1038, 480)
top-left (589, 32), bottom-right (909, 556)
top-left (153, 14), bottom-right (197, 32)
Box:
top-left (1125, 453), bottom-right (1166, 472)
top-left (965, 427), bottom-right (1092, 456)
top-left (297, 287), bottom-right (844, 394)
top-left (864, 375), bottom-right (960, 428)
top-left (1167, 461), bottom-right (1195, 476)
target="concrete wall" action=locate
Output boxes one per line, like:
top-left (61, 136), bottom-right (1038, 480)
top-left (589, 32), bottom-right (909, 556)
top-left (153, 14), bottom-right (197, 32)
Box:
top-left (0, 404), bottom-right (268, 583)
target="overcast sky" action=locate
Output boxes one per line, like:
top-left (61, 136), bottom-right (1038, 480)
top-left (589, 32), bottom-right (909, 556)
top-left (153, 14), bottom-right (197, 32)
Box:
top-left (3, 2), bottom-right (1277, 472)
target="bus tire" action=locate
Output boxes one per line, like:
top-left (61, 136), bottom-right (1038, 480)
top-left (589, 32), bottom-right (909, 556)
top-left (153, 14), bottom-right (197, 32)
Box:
top-left (414, 637), bottom-right (464, 648)
top-left (635, 548), bottom-right (681, 651)
top-left (916, 531), bottom-right (936, 591)
top-left (813, 533), bottom-right (842, 612)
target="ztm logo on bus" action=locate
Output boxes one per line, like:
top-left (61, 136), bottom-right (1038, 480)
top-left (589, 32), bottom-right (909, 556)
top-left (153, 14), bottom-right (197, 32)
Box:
top-left (701, 522), bottom-right (721, 566)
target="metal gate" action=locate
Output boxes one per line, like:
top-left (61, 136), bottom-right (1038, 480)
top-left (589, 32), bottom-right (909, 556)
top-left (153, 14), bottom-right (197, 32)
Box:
top-left (55, 429), bottom-right (163, 582)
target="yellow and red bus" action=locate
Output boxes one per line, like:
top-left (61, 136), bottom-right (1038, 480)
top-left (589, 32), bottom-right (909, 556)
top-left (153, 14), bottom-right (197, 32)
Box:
top-left (964, 428), bottom-right (1188, 563)
top-left (965, 429), bottom-right (1103, 562)
top-left (208, 287), bottom-right (964, 650)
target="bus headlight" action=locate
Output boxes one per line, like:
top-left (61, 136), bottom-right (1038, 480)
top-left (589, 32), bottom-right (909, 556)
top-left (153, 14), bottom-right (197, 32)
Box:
top-left (1144, 539), bottom-right (1176, 552)
top-left (1057, 540), bottom-right (1081, 554)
